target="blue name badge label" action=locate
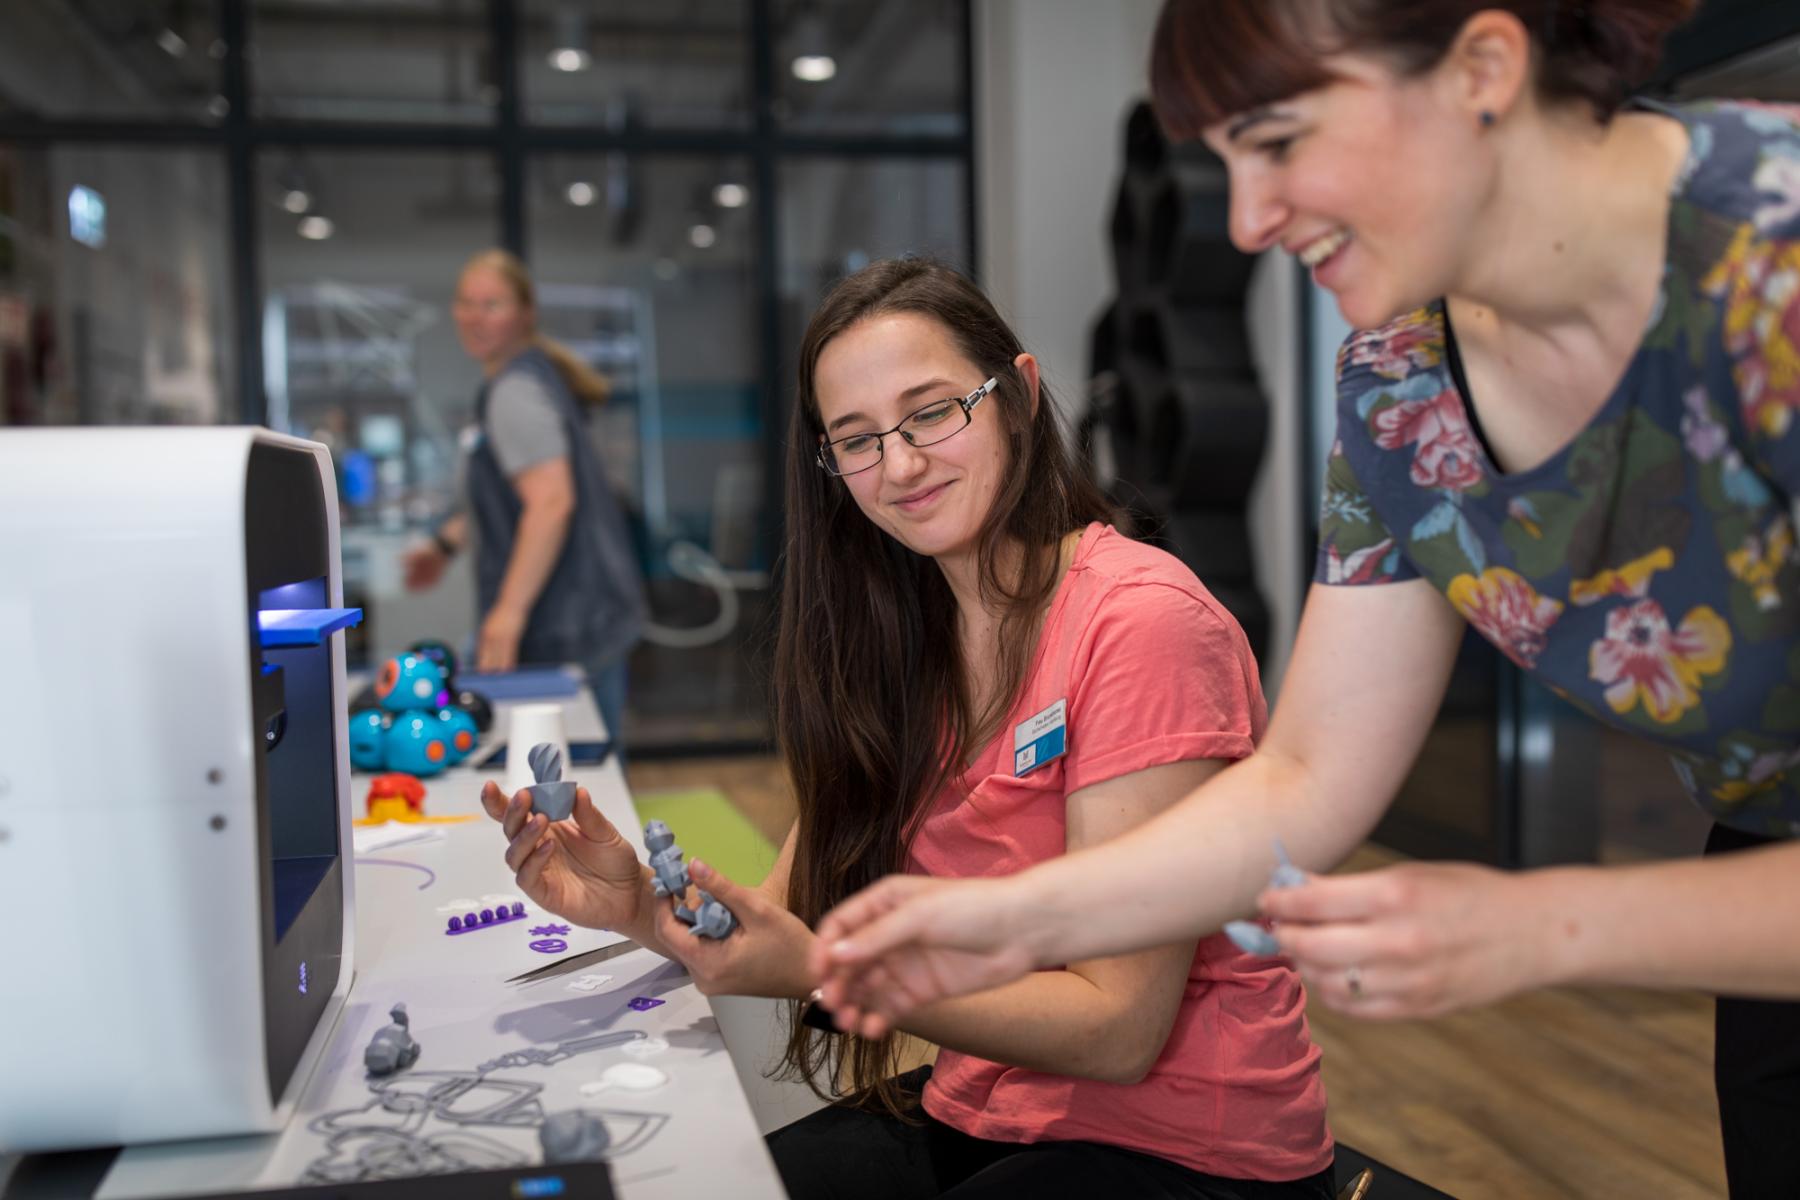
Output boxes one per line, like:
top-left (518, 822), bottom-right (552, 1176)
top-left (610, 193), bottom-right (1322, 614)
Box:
top-left (1013, 698), bottom-right (1068, 777)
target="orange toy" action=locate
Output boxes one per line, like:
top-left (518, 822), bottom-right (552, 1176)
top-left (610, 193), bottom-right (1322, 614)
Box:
top-left (355, 771), bottom-right (479, 828)
top-left (364, 773), bottom-right (427, 824)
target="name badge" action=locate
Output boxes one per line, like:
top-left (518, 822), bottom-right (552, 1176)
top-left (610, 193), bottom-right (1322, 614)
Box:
top-left (1013, 698), bottom-right (1067, 777)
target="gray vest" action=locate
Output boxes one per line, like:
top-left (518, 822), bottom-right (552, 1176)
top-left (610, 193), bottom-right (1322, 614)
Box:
top-left (468, 347), bottom-right (645, 668)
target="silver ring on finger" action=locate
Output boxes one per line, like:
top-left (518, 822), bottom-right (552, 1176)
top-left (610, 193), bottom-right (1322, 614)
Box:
top-left (1346, 964), bottom-right (1365, 1000)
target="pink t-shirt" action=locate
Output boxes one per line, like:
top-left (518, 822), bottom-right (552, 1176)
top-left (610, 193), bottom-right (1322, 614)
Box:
top-left (908, 523), bottom-right (1332, 1181)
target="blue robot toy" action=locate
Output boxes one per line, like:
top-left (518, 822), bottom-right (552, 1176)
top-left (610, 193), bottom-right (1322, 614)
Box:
top-left (350, 652), bottom-right (481, 777)
top-left (348, 708), bottom-right (390, 771)
top-left (437, 706), bottom-right (479, 764)
top-left (374, 653), bottom-right (449, 712)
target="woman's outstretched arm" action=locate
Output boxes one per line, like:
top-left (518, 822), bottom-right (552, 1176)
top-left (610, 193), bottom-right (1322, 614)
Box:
top-left (812, 579), bottom-right (1466, 1034)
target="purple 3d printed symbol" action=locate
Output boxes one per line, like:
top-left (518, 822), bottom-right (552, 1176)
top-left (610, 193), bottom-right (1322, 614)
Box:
top-left (446, 905), bottom-right (531, 936)
top-left (627, 997), bottom-right (665, 1012)
top-left (529, 923), bottom-right (572, 937)
top-left (530, 938), bottom-right (569, 954)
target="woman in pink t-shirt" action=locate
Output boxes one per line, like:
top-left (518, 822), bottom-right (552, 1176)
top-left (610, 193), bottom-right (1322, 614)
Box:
top-left (479, 259), bottom-right (1332, 1198)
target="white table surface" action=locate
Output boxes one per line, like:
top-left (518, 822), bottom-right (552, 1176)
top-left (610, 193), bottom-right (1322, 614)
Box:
top-left (22, 681), bottom-right (791, 1199)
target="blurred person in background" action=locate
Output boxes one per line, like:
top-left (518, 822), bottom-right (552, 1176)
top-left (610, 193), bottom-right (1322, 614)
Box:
top-left (404, 248), bottom-right (644, 744)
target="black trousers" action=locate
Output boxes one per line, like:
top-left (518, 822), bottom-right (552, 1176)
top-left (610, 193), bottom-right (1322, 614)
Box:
top-left (1707, 822), bottom-right (1800, 1198)
top-left (765, 1067), bottom-right (1336, 1200)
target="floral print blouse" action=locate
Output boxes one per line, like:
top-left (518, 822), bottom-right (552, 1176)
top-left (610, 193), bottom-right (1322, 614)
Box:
top-left (1316, 100), bottom-right (1800, 835)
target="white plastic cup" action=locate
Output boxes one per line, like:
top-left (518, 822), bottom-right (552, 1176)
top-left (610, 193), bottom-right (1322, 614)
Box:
top-left (503, 703), bottom-right (569, 798)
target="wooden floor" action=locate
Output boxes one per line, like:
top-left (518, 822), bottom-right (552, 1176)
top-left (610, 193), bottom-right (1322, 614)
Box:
top-left (626, 756), bottom-right (1728, 1199)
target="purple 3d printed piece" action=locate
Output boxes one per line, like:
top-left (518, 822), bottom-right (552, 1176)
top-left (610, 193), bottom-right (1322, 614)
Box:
top-left (530, 923), bottom-right (572, 937)
top-left (626, 996), bottom-right (665, 1012)
top-left (358, 859), bottom-right (438, 889)
top-left (445, 905), bottom-right (531, 936)
top-left (530, 938), bottom-right (569, 954)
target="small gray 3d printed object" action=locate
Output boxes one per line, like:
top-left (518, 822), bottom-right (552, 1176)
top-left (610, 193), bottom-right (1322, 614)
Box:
top-left (642, 820), bottom-right (737, 938)
top-left (1268, 838), bottom-right (1307, 890)
top-left (363, 1002), bottom-right (421, 1076)
top-left (524, 742), bottom-right (577, 821)
top-left (644, 820), bottom-right (690, 898)
top-left (1223, 840), bottom-right (1306, 958)
top-left (682, 891), bottom-right (737, 939)
top-left (540, 1109), bottom-right (611, 1163)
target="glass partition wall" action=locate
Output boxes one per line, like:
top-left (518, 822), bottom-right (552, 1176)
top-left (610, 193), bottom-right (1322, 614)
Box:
top-left (0, 0), bottom-right (974, 753)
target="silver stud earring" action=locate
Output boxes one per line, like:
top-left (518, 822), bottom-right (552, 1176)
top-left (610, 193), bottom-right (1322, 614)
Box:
top-left (1479, 110), bottom-right (1496, 128)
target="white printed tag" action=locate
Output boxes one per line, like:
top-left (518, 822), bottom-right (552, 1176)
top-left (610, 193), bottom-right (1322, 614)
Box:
top-left (1013, 698), bottom-right (1067, 777)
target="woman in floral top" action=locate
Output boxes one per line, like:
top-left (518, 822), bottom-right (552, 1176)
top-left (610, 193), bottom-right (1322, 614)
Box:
top-left (804, 2), bottom-right (1800, 1195)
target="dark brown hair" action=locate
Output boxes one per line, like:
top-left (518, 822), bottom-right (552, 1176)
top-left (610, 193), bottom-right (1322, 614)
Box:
top-left (772, 259), bottom-right (1112, 1112)
top-left (1150, 0), bottom-right (1699, 136)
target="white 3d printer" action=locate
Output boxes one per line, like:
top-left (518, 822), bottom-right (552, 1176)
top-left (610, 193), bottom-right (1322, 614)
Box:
top-left (0, 428), bottom-right (359, 1151)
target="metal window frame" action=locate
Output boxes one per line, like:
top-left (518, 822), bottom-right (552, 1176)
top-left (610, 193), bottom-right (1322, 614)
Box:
top-left (0, 0), bottom-right (978, 573)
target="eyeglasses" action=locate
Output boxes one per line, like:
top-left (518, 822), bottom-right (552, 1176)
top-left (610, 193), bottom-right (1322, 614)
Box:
top-left (816, 377), bottom-right (998, 477)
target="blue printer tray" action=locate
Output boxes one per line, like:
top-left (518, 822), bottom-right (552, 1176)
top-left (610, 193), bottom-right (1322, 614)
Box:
top-left (257, 607), bottom-right (365, 648)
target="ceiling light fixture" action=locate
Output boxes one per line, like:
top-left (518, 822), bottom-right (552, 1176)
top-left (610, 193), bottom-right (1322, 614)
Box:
top-left (549, 4), bottom-right (592, 72)
top-left (276, 158), bottom-right (317, 215)
top-left (789, 7), bottom-right (835, 83)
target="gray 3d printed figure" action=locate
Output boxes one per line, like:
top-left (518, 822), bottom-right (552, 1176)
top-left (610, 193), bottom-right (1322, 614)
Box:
top-left (644, 820), bottom-right (690, 898)
top-left (539, 1109), bottom-right (611, 1163)
top-left (1223, 840), bottom-right (1306, 957)
top-left (524, 742), bottom-right (577, 822)
top-left (363, 1002), bottom-right (421, 1076)
top-left (1268, 839), bottom-right (1307, 890)
top-left (682, 891), bottom-right (737, 939)
top-left (642, 820), bottom-right (737, 938)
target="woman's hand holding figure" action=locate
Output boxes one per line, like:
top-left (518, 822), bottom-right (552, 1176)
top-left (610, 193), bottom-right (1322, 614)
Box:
top-left (654, 861), bottom-right (818, 999)
top-left (480, 780), bottom-right (646, 934)
top-left (1263, 862), bottom-right (1556, 1018)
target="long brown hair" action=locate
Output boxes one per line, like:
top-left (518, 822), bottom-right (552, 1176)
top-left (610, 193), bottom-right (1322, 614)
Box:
top-left (460, 248), bottom-right (612, 408)
top-left (773, 259), bottom-right (1113, 1112)
top-left (1150, 0), bottom-right (1698, 136)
